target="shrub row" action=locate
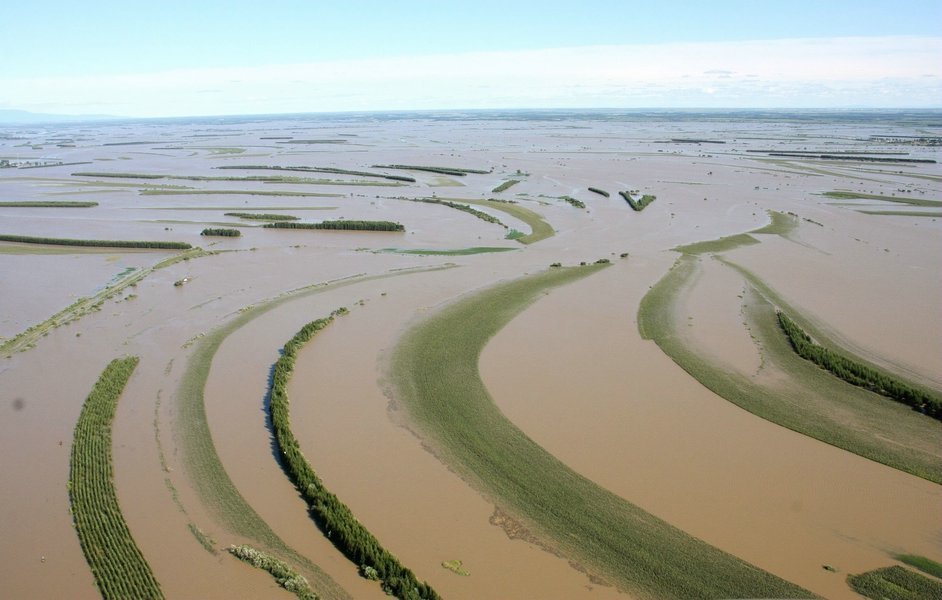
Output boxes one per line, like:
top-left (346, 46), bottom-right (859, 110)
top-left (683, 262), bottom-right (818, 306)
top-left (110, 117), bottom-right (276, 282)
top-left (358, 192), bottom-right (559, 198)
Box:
top-left (777, 311), bottom-right (941, 420)
top-left (0, 201), bottom-right (98, 207)
top-left (0, 234), bottom-right (191, 250)
top-left (373, 164), bottom-right (490, 176)
top-left (409, 198), bottom-right (502, 224)
top-left (561, 196), bottom-right (586, 209)
top-left (201, 228), bottom-right (241, 237)
top-left (619, 191), bottom-right (656, 211)
top-left (69, 357), bottom-right (164, 600)
top-left (224, 212), bottom-right (299, 221)
top-left (216, 165), bottom-right (416, 183)
top-left (263, 220), bottom-right (405, 232)
top-left (587, 187), bottom-right (609, 197)
top-left (269, 311), bottom-right (440, 600)
top-left (228, 545), bottom-right (316, 600)
top-left (491, 179), bottom-right (520, 193)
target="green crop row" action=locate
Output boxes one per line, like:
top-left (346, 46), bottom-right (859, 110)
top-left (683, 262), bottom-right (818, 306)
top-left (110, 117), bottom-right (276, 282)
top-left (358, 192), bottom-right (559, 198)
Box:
top-left (69, 357), bottom-right (164, 600)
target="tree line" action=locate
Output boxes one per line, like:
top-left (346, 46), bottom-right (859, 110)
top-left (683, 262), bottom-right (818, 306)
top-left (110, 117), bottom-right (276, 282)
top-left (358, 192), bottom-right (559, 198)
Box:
top-left (200, 228), bottom-right (241, 237)
top-left (0, 234), bottom-right (191, 250)
top-left (269, 310), bottom-right (441, 600)
top-left (619, 191), bottom-right (656, 211)
top-left (777, 311), bottom-right (941, 420)
top-left (263, 220), bottom-right (405, 231)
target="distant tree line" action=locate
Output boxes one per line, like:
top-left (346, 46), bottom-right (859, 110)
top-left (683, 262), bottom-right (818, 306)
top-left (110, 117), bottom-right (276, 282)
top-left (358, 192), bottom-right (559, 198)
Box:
top-left (777, 311), bottom-right (941, 420)
top-left (0, 234), bottom-right (191, 250)
top-left (200, 228), bottom-right (241, 237)
top-left (269, 311), bottom-right (441, 600)
top-left (224, 212), bottom-right (299, 221)
top-left (264, 220), bottom-right (405, 232)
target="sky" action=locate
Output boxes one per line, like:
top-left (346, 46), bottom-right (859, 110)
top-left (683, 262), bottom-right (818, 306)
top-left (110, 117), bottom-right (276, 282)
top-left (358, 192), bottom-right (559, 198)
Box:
top-left (1, 0), bottom-right (940, 117)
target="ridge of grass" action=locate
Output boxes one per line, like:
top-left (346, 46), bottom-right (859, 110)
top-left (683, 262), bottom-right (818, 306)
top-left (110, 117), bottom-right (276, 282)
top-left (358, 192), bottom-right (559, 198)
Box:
top-left (69, 357), bottom-right (164, 600)
top-left (390, 263), bottom-right (813, 599)
top-left (1, 247), bottom-right (212, 356)
top-left (638, 255), bottom-right (942, 484)
top-left (822, 191), bottom-right (942, 207)
top-left (0, 200), bottom-right (98, 207)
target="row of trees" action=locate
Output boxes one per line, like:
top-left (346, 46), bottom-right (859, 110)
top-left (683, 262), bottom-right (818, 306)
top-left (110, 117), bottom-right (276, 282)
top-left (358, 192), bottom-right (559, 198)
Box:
top-left (200, 228), bottom-right (241, 237)
top-left (373, 164), bottom-right (491, 176)
top-left (269, 311), bottom-right (441, 600)
top-left (561, 196), bottom-right (586, 209)
top-left (587, 187), bottom-right (610, 197)
top-left (0, 234), bottom-right (191, 250)
top-left (409, 198), bottom-right (502, 224)
top-left (69, 357), bottom-right (165, 600)
top-left (264, 220), bottom-right (405, 232)
top-left (216, 165), bottom-right (415, 182)
top-left (777, 311), bottom-right (941, 420)
top-left (224, 212), bottom-right (299, 221)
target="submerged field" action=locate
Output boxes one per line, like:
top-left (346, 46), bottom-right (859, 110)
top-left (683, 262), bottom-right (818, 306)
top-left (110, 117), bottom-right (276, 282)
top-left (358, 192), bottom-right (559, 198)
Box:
top-left (1, 111), bottom-right (940, 600)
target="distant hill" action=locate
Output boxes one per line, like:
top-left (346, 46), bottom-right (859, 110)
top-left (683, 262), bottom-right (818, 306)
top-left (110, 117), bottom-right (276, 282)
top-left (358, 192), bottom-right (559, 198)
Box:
top-left (0, 109), bottom-right (119, 125)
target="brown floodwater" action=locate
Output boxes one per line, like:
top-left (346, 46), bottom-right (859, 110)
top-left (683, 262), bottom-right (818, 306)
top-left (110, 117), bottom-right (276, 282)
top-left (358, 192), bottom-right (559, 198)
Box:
top-left (1, 115), bottom-right (939, 599)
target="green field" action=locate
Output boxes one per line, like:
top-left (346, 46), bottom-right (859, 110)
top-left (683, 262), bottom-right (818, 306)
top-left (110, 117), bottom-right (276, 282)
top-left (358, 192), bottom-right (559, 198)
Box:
top-left (69, 357), bottom-right (164, 600)
top-left (847, 565), bottom-right (942, 600)
top-left (390, 264), bottom-right (813, 599)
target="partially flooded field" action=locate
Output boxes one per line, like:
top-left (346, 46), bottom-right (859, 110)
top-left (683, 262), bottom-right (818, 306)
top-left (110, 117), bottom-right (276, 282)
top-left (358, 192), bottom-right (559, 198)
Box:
top-left (1, 111), bottom-right (940, 599)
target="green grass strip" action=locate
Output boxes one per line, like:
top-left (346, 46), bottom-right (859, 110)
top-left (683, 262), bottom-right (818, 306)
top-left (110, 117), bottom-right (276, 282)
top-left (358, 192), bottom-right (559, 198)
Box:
top-left (0, 201), bottom-right (98, 207)
top-left (822, 191), bottom-right (942, 207)
top-left (847, 565), bottom-right (942, 600)
top-left (269, 311), bottom-right (440, 600)
top-left (0, 234), bottom-right (191, 250)
top-left (140, 190), bottom-right (342, 198)
top-left (69, 357), bottom-right (165, 600)
top-left (379, 247), bottom-right (516, 256)
top-left (390, 264), bottom-right (813, 599)
top-left (224, 212), bottom-right (299, 221)
top-left (464, 199), bottom-right (554, 244)
top-left (857, 210), bottom-right (942, 217)
top-left (639, 256), bottom-right (942, 484)
top-left (895, 555), bottom-right (942, 579)
top-left (228, 545), bottom-right (317, 600)
top-left (673, 234), bottom-right (759, 255)
top-left (492, 179), bottom-right (520, 193)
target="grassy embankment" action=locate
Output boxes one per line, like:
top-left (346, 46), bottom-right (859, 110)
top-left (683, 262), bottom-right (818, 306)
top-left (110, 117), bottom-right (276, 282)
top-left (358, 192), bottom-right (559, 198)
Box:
top-left (264, 220), bottom-right (405, 232)
top-left (140, 190), bottom-right (342, 198)
top-left (72, 172), bottom-right (401, 187)
top-left (822, 191), bottom-right (942, 207)
top-left (269, 312), bottom-right (440, 599)
top-left (378, 247), bottom-right (515, 256)
top-left (491, 180), bottom-right (520, 193)
top-left (847, 566), bottom-right (942, 600)
top-left (69, 357), bottom-right (164, 600)
top-left (372, 164), bottom-right (490, 176)
top-left (174, 266), bottom-right (457, 600)
top-left (390, 264), bottom-right (813, 599)
top-left (0, 201), bottom-right (98, 207)
top-left (224, 212), bottom-right (299, 221)
top-left (215, 165), bottom-right (415, 183)
top-left (201, 228), bottom-right (241, 237)
top-left (462, 199), bottom-right (554, 244)
top-left (228, 545), bottom-right (317, 600)
top-left (1, 247), bottom-right (210, 356)
top-left (0, 234), bottom-right (191, 250)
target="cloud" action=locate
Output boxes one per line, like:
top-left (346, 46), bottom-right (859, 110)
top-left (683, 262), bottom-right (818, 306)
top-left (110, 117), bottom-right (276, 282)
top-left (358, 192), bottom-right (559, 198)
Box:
top-left (2, 36), bottom-right (940, 116)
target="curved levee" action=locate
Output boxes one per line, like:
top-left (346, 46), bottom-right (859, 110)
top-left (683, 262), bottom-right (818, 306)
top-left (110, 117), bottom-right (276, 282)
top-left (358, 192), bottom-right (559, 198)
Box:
top-left (389, 264), bottom-right (813, 600)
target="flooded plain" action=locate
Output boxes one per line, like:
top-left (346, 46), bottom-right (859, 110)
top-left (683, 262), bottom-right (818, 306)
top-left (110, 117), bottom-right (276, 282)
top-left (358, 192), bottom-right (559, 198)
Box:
top-left (1, 111), bottom-right (940, 599)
